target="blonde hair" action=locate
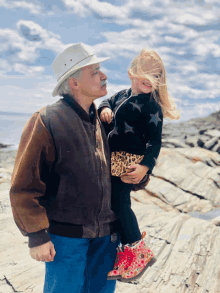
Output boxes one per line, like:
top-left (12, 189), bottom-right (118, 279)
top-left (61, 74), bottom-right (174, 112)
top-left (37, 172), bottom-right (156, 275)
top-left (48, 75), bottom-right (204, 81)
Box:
top-left (128, 48), bottom-right (180, 120)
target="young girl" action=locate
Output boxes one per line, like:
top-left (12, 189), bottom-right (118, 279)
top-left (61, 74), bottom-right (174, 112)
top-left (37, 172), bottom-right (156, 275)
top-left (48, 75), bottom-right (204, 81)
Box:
top-left (98, 48), bottom-right (180, 283)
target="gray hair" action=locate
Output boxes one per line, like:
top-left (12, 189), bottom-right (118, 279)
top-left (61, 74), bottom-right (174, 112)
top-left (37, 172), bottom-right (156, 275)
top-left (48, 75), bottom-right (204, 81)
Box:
top-left (57, 68), bottom-right (82, 97)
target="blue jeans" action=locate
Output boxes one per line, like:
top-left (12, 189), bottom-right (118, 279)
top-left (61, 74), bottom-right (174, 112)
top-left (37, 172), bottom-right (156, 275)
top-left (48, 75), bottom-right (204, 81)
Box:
top-left (44, 232), bottom-right (120, 293)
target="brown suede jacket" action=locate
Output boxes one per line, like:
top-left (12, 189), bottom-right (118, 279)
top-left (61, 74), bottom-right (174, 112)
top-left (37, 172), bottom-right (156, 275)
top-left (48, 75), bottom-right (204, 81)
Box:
top-left (10, 95), bottom-right (119, 248)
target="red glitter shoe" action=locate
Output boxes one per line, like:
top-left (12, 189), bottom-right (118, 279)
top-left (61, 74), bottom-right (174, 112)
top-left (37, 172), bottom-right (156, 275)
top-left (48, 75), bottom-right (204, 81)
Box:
top-left (120, 232), bottom-right (156, 283)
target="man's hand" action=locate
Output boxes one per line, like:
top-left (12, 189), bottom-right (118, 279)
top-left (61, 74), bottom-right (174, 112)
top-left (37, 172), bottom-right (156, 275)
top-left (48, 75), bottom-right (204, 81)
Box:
top-left (100, 107), bottom-right (113, 124)
top-left (121, 164), bottom-right (149, 184)
top-left (29, 241), bottom-right (56, 262)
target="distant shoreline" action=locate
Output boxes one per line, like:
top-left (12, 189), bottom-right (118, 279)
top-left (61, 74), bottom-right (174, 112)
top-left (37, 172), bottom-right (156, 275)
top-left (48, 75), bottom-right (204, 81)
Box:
top-left (0, 111), bottom-right (32, 116)
top-left (0, 143), bottom-right (11, 149)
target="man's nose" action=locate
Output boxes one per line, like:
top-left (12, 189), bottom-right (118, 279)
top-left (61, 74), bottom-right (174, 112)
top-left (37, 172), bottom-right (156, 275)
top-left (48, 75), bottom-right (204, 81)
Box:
top-left (100, 71), bottom-right (107, 80)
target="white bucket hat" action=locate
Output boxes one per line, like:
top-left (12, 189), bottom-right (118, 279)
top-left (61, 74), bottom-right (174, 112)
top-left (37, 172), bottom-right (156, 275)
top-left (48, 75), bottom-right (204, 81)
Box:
top-left (52, 42), bottom-right (110, 97)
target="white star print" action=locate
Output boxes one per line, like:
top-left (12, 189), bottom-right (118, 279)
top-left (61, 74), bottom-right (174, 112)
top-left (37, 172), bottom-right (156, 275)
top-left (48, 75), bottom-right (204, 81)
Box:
top-left (149, 112), bottom-right (161, 126)
top-left (146, 142), bottom-right (152, 148)
top-left (124, 122), bottom-right (135, 134)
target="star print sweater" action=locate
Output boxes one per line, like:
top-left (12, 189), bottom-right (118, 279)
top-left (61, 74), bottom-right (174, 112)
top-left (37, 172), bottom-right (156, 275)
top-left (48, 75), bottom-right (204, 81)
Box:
top-left (98, 88), bottom-right (163, 175)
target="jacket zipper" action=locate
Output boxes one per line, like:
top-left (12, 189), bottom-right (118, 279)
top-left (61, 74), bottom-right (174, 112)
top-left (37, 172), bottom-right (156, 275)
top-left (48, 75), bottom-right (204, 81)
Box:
top-left (93, 121), bottom-right (104, 237)
top-left (97, 157), bottom-right (104, 237)
top-left (107, 93), bottom-right (133, 141)
top-left (92, 124), bottom-right (100, 237)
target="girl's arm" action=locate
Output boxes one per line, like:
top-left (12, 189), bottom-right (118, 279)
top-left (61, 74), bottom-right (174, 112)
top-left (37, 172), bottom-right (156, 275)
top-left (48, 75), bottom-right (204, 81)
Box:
top-left (98, 94), bottom-right (115, 117)
top-left (98, 97), bottom-right (113, 113)
top-left (139, 102), bottom-right (163, 174)
top-left (97, 89), bottom-right (127, 116)
top-left (98, 90), bottom-right (126, 124)
top-left (121, 101), bottom-right (163, 185)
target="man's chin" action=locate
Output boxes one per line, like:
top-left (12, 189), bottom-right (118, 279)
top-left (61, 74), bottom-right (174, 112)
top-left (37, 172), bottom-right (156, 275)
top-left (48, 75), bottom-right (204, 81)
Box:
top-left (100, 87), bottom-right (108, 96)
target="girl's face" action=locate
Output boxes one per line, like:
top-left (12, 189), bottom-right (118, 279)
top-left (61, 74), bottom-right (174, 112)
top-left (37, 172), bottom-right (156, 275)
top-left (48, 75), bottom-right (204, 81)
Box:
top-left (131, 77), bottom-right (153, 95)
top-left (129, 58), bottom-right (162, 96)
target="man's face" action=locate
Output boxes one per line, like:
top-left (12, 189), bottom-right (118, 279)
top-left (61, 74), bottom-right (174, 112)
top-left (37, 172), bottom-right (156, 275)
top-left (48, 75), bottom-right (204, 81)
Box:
top-left (76, 63), bottom-right (108, 99)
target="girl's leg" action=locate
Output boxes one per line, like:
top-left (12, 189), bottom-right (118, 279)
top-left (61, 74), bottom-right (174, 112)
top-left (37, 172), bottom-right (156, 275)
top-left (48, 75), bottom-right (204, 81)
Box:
top-left (111, 176), bottom-right (142, 245)
top-left (109, 178), bottom-right (156, 283)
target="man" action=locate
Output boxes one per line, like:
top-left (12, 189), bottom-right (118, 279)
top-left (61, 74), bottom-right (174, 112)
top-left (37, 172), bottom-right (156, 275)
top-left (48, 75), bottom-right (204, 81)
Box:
top-left (9, 43), bottom-right (148, 293)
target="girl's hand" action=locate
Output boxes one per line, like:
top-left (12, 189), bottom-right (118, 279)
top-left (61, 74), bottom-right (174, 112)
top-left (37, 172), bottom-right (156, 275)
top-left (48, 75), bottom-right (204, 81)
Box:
top-left (120, 164), bottom-right (149, 184)
top-left (100, 107), bottom-right (113, 124)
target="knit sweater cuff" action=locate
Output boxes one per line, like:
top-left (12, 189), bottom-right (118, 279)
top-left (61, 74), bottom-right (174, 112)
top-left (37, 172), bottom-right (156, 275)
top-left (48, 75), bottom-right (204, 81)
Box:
top-left (28, 230), bottom-right (51, 248)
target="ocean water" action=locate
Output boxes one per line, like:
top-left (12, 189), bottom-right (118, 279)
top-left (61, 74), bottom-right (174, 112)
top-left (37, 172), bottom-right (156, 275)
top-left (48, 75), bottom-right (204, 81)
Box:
top-left (0, 113), bottom-right (32, 149)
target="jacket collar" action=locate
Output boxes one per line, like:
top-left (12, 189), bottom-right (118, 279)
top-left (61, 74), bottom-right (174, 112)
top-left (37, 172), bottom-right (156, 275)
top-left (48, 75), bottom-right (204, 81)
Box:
top-left (126, 88), bottom-right (132, 97)
top-left (61, 94), bottom-right (97, 124)
top-left (126, 87), bottom-right (152, 100)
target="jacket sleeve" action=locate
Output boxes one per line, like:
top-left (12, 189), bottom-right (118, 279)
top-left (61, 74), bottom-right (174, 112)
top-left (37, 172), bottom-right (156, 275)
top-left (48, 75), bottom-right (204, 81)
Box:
top-left (139, 102), bottom-right (163, 174)
top-left (9, 111), bottom-right (56, 248)
top-left (97, 89), bottom-right (126, 116)
top-left (98, 98), bottom-right (113, 115)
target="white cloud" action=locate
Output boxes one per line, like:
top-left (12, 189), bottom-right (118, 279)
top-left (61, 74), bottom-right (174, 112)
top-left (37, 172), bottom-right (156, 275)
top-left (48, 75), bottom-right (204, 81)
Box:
top-left (62, 0), bottom-right (90, 16)
top-left (0, 0), bottom-right (41, 14)
top-left (164, 36), bottom-right (185, 44)
top-left (16, 20), bottom-right (65, 54)
top-left (186, 101), bottom-right (220, 120)
top-left (181, 64), bottom-right (198, 75)
top-left (62, 0), bottom-right (220, 29)
top-left (0, 59), bottom-right (13, 71)
top-left (168, 72), bottom-right (220, 102)
top-left (63, 0), bottom-right (129, 18)
top-left (176, 12), bottom-right (214, 26)
top-left (0, 76), bottom-right (57, 113)
top-left (0, 20), bottom-right (66, 76)
top-left (14, 63), bottom-right (45, 76)
top-left (191, 33), bottom-right (220, 58)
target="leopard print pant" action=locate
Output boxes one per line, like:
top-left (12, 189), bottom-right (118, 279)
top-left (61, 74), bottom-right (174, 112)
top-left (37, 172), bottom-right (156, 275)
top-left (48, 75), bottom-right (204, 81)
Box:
top-left (111, 151), bottom-right (144, 177)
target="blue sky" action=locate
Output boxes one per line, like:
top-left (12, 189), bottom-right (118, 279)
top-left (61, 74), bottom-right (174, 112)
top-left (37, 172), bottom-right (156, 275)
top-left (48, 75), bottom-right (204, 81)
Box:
top-left (0, 0), bottom-right (220, 123)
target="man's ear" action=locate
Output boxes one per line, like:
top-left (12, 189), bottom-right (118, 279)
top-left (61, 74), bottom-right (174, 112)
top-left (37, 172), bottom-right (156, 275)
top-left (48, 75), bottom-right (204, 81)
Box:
top-left (68, 77), bottom-right (79, 90)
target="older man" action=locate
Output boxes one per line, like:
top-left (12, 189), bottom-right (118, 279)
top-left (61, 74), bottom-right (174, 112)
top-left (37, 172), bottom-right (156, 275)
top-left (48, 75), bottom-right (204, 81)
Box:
top-left (9, 43), bottom-right (145, 293)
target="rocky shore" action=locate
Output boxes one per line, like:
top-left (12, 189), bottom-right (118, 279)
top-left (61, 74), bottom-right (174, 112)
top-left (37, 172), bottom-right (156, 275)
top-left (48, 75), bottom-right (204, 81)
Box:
top-left (162, 110), bottom-right (220, 153)
top-left (0, 110), bottom-right (220, 293)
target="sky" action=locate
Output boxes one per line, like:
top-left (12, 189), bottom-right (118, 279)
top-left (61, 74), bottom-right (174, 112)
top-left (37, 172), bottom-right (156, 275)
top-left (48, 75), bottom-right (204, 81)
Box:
top-left (0, 0), bottom-right (220, 124)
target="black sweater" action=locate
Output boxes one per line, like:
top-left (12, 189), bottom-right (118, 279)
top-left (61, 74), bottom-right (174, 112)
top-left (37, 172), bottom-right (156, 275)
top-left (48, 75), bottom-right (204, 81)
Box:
top-left (98, 88), bottom-right (163, 175)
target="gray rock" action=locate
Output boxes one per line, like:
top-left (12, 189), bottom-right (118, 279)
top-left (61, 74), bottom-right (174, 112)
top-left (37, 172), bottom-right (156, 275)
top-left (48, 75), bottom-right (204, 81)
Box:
top-left (204, 129), bottom-right (220, 137)
top-left (162, 138), bottom-right (190, 148)
top-left (0, 143), bottom-right (10, 149)
top-left (185, 136), bottom-right (199, 147)
top-left (212, 142), bottom-right (220, 153)
top-left (210, 216), bottom-right (220, 226)
top-left (162, 143), bottom-right (176, 148)
top-left (152, 148), bottom-right (220, 206)
top-left (173, 147), bottom-right (220, 167)
top-left (199, 129), bottom-right (207, 135)
top-left (197, 135), bottom-right (211, 147)
top-left (204, 137), bottom-right (219, 150)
